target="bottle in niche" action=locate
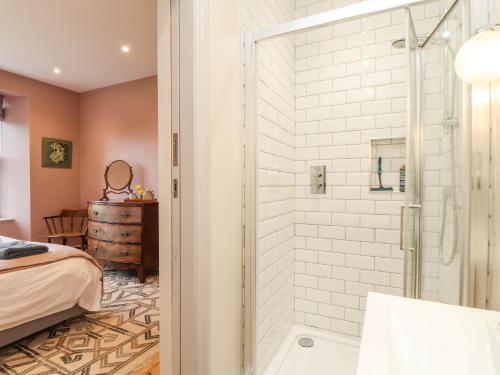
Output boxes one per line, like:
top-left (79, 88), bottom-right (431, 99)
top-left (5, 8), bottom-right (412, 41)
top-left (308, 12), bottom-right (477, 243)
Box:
top-left (400, 165), bottom-right (406, 192)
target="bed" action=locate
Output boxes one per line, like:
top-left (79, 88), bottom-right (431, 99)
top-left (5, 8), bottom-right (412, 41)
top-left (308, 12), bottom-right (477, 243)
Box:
top-left (0, 236), bottom-right (103, 347)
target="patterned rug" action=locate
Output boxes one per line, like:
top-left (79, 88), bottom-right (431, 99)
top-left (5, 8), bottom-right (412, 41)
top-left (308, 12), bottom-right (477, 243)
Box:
top-left (0, 270), bottom-right (159, 375)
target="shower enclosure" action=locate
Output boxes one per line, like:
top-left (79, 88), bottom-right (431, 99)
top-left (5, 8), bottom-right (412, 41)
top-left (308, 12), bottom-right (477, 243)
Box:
top-left (243, 0), bottom-right (470, 373)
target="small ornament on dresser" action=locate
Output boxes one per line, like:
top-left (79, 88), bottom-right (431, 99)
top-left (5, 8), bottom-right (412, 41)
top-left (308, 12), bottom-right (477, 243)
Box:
top-left (143, 189), bottom-right (154, 200)
top-left (125, 183), bottom-right (156, 202)
top-left (135, 184), bottom-right (145, 199)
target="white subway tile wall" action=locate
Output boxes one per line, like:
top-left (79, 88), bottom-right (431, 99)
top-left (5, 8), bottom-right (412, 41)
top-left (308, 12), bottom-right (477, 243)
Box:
top-left (243, 0), bottom-right (460, 370)
top-left (241, 0), bottom-right (296, 372)
top-left (293, 0), bottom-right (440, 337)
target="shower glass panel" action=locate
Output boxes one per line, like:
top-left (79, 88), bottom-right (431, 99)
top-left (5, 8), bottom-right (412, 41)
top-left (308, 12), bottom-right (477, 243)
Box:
top-left (403, 9), bottom-right (420, 299)
top-left (418, 1), bottom-right (464, 304)
top-left (253, 29), bottom-right (296, 375)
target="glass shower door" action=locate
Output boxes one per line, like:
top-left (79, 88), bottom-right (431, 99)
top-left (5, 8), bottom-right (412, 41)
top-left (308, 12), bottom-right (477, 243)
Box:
top-left (403, 8), bottom-right (421, 299)
top-left (404, 1), bottom-right (464, 303)
top-left (419, 1), bottom-right (464, 304)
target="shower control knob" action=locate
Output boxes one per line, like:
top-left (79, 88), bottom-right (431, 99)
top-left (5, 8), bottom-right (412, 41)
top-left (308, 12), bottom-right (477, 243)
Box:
top-left (310, 165), bottom-right (326, 194)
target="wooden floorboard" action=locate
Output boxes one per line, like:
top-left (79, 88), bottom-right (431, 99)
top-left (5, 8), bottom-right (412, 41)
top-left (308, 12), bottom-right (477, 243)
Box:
top-left (143, 363), bottom-right (160, 375)
top-left (129, 352), bottom-right (159, 375)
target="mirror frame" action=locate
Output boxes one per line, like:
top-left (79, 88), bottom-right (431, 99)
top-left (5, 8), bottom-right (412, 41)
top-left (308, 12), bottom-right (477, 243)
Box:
top-left (101, 160), bottom-right (134, 201)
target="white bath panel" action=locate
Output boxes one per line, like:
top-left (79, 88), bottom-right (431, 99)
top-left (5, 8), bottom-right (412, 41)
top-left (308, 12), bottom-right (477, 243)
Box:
top-left (265, 325), bottom-right (360, 375)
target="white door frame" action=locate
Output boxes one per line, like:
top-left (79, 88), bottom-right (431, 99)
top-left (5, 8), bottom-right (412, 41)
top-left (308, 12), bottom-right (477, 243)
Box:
top-left (157, 0), bottom-right (174, 374)
top-left (170, 0), bottom-right (181, 372)
top-left (170, 0), bottom-right (196, 373)
top-left (161, 0), bottom-right (245, 372)
top-left (169, 0), bottom-right (209, 373)
top-left (185, 0), bottom-right (244, 373)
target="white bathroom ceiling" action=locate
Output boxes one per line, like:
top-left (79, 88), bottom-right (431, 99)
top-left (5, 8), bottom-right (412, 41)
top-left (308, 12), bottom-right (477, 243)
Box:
top-left (0, 0), bottom-right (156, 92)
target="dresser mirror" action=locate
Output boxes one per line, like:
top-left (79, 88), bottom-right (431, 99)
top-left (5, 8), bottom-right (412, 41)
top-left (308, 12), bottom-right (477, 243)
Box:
top-left (101, 160), bottom-right (133, 201)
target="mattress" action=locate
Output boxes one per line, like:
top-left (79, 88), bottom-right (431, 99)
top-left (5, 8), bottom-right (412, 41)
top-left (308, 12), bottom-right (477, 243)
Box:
top-left (0, 239), bottom-right (102, 331)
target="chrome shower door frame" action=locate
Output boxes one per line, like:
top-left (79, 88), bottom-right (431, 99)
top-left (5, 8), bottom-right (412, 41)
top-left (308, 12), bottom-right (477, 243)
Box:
top-left (243, 1), bottom-right (433, 374)
top-left (403, 0), bottom-right (472, 302)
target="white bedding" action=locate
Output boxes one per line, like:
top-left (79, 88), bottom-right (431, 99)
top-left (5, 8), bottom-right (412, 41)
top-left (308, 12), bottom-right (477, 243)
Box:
top-left (0, 238), bottom-right (102, 331)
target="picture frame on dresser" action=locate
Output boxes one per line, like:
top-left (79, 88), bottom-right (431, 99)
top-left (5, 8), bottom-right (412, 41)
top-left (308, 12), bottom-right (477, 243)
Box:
top-left (87, 200), bottom-right (159, 283)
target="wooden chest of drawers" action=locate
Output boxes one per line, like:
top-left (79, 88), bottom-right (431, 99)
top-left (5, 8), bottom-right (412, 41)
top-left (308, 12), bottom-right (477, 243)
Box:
top-left (87, 201), bottom-right (158, 282)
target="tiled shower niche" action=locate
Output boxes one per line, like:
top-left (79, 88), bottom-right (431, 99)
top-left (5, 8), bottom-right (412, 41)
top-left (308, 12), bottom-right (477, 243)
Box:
top-left (369, 137), bottom-right (406, 193)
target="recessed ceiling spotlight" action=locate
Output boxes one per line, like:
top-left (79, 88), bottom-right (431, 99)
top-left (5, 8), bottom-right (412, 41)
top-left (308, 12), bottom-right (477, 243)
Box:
top-left (121, 45), bottom-right (130, 53)
top-left (53, 67), bottom-right (61, 74)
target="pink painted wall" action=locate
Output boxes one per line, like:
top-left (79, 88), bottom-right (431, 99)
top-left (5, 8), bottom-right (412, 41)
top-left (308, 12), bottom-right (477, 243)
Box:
top-left (79, 76), bottom-right (158, 204)
top-left (0, 72), bottom-right (158, 241)
top-left (0, 70), bottom-right (81, 241)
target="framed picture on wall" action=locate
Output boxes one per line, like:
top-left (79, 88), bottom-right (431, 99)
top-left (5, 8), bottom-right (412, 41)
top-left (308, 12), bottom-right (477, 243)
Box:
top-left (42, 137), bottom-right (72, 168)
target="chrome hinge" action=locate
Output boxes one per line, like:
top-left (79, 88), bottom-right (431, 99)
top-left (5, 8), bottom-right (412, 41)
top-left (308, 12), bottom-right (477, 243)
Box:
top-left (172, 133), bottom-right (178, 167)
top-left (173, 179), bottom-right (178, 198)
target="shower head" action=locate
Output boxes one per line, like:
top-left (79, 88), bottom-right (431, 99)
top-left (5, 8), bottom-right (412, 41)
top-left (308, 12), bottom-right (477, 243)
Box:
top-left (392, 30), bottom-right (455, 50)
top-left (391, 34), bottom-right (433, 49)
top-left (391, 38), bottom-right (407, 49)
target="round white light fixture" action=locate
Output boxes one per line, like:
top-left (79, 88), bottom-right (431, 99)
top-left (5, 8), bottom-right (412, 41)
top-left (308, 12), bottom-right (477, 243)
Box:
top-left (441, 30), bottom-right (451, 40)
top-left (121, 45), bottom-right (130, 53)
top-left (455, 29), bottom-right (500, 84)
top-left (53, 67), bottom-right (61, 74)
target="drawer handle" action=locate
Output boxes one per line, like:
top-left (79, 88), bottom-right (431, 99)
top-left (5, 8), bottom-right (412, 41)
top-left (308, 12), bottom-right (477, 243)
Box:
top-left (93, 245), bottom-right (98, 251)
top-left (93, 228), bottom-right (98, 233)
top-left (93, 210), bottom-right (99, 216)
top-left (120, 250), bottom-right (129, 256)
top-left (120, 231), bottom-right (129, 237)
top-left (121, 212), bottom-right (130, 218)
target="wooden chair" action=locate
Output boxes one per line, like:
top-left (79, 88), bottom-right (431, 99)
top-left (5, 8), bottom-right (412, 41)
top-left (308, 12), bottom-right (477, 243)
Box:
top-left (43, 209), bottom-right (88, 250)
